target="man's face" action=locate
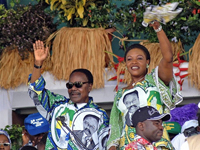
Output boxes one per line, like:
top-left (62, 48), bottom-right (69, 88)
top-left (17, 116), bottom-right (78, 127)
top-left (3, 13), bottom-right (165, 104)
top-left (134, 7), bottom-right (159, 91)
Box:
top-left (68, 72), bottom-right (92, 103)
top-left (28, 133), bottom-right (45, 146)
top-left (83, 116), bottom-right (98, 136)
top-left (124, 93), bottom-right (139, 109)
top-left (142, 120), bottom-right (164, 143)
top-left (0, 135), bottom-right (10, 150)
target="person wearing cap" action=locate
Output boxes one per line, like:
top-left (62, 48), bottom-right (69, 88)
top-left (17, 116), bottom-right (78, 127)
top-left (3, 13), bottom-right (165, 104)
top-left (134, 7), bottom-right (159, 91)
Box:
top-left (165, 121), bottom-right (181, 140)
top-left (0, 130), bottom-right (11, 150)
top-left (180, 133), bottom-right (200, 150)
top-left (20, 112), bottom-right (49, 149)
top-left (125, 106), bottom-right (171, 150)
top-left (179, 114), bottom-right (200, 150)
top-left (171, 119), bottom-right (200, 150)
top-left (27, 41), bottom-right (110, 150)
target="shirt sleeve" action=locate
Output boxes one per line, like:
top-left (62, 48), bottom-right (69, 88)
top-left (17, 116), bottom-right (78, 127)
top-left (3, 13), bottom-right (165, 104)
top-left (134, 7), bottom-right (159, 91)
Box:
top-left (28, 74), bottom-right (67, 115)
top-left (151, 66), bottom-right (183, 113)
top-left (107, 90), bottom-right (124, 149)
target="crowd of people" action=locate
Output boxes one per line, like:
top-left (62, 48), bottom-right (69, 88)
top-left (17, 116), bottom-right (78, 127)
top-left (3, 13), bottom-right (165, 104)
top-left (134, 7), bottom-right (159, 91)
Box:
top-left (1, 21), bottom-right (199, 150)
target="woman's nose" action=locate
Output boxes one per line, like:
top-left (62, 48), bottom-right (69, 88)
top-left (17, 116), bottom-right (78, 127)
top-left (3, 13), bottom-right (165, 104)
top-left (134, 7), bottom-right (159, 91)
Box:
top-left (131, 59), bottom-right (137, 64)
top-left (0, 144), bottom-right (4, 149)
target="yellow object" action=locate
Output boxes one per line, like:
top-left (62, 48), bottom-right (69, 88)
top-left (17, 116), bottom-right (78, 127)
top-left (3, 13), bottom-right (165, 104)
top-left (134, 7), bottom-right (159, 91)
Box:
top-left (142, 2), bottom-right (183, 27)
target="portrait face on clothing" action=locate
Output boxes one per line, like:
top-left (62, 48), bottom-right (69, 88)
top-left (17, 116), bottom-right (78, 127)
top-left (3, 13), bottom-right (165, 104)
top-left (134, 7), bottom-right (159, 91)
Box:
top-left (0, 135), bottom-right (10, 150)
top-left (125, 48), bottom-right (149, 78)
top-left (68, 72), bottom-right (92, 104)
top-left (140, 119), bottom-right (164, 143)
top-left (83, 115), bottom-right (99, 136)
top-left (123, 91), bottom-right (139, 110)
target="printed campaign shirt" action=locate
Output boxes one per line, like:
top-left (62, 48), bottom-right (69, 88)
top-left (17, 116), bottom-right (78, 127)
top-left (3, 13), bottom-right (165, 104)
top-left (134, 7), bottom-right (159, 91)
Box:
top-left (28, 75), bottom-right (110, 150)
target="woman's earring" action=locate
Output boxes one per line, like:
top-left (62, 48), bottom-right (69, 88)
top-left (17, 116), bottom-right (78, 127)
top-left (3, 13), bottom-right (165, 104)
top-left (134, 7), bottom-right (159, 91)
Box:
top-left (146, 64), bottom-right (149, 69)
top-left (125, 66), bottom-right (127, 70)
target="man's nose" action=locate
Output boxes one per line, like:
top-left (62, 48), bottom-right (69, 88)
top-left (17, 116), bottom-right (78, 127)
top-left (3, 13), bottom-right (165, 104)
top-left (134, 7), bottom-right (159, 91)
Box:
top-left (71, 84), bottom-right (77, 90)
top-left (159, 124), bottom-right (164, 130)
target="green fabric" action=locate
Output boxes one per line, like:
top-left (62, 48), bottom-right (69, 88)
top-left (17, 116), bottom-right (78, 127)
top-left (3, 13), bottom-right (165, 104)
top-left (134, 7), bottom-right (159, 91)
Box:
top-left (165, 122), bottom-right (181, 134)
top-left (107, 67), bottom-right (182, 150)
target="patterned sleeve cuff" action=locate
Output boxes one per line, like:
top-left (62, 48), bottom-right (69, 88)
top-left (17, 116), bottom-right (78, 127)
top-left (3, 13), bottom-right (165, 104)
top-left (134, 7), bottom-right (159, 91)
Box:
top-left (28, 74), bottom-right (46, 94)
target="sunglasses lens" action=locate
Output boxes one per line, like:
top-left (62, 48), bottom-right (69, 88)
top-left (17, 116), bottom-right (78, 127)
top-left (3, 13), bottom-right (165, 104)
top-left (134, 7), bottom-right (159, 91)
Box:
top-left (3, 143), bottom-right (10, 146)
top-left (66, 82), bottom-right (88, 89)
top-left (66, 82), bottom-right (73, 89)
top-left (74, 82), bottom-right (83, 88)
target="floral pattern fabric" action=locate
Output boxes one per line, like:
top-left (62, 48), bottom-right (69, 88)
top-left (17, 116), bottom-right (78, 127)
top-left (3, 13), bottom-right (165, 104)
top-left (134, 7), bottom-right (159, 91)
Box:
top-left (125, 135), bottom-right (158, 150)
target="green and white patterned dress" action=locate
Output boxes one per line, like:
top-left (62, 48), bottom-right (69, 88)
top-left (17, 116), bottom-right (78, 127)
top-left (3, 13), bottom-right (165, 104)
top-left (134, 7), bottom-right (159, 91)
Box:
top-left (107, 67), bottom-right (182, 150)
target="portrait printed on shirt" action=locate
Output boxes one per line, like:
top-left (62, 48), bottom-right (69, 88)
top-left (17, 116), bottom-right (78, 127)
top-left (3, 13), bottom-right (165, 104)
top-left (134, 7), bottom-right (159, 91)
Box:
top-left (51, 103), bottom-right (76, 149)
top-left (98, 126), bottom-right (111, 150)
top-left (71, 108), bottom-right (106, 150)
top-left (118, 85), bottom-right (163, 126)
top-left (123, 90), bottom-right (140, 126)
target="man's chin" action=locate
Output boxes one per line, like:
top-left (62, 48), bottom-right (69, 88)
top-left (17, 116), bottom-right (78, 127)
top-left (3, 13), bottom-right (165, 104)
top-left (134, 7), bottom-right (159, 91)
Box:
top-left (70, 96), bottom-right (80, 103)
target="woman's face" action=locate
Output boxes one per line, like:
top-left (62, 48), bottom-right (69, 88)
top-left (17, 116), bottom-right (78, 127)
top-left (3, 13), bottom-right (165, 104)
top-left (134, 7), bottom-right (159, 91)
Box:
top-left (125, 48), bottom-right (149, 78)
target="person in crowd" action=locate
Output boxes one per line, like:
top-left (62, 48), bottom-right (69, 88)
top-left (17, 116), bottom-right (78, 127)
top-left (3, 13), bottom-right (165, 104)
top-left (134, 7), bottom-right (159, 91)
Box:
top-left (180, 132), bottom-right (200, 150)
top-left (107, 21), bottom-right (182, 150)
top-left (27, 40), bottom-right (110, 150)
top-left (0, 130), bottom-right (11, 150)
top-left (179, 108), bottom-right (200, 150)
top-left (125, 106), bottom-right (171, 150)
top-left (21, 146), bottom-right (37, 150)
top-left (20, 112), bottom-right (49, 149)
top-left (171, 119), bottom-right (199, 150)
top-left (37, 133), bottom-right (48, 150)
top-left (165, 121), bottom-right (181, 140)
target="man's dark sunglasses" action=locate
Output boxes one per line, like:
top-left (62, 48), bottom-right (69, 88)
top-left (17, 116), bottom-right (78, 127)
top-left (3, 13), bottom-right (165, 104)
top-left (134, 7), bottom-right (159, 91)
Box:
top-left (66, 81), bottom-right (89, 89)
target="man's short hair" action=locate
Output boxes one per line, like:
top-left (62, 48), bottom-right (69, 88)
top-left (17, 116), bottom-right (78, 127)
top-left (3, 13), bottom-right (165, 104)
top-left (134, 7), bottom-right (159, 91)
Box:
top-left (83, 114), bottom-right (99, 123)
top-left (21, 146), bottom-right (37, 150)
top-left (24, 112), bottom-right (49, 136)
top-left (70, 69), bottom-right (93, 84)
top-left (123, 90), bottom-right (139, 103)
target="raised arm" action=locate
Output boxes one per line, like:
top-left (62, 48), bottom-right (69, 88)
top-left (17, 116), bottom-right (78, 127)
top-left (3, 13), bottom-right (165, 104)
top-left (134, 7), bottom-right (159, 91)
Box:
top-left (30, 40), bottom-right (49, 83)
top-left (150, 21), bottom-right (173, 85)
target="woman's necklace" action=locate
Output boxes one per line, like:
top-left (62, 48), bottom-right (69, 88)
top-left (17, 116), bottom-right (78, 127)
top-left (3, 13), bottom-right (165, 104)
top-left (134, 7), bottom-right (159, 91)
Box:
top-left (132, 76), bottom-right (145, 87)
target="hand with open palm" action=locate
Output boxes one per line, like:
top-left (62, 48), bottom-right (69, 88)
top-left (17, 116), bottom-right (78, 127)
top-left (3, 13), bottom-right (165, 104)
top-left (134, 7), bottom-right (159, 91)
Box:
top-left (33, 40), bottom-right (49, 66)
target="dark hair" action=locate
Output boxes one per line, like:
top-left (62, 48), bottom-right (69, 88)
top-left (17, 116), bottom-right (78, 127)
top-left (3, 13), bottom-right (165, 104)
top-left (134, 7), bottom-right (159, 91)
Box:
top-left (21, 146), bottom-right (37, 150)
top-left (70, 68), bottom-right (93, 84)
top-left (198, 114), bottom-right (200, 126)
top-left (124, 44), bottom-right (150, 64)
top-left (40, 132), bottom-right (48, 145)
top-left (83, 114), bottom-right (99, 123)
top-left (123, 90), bottom-right (139, 103)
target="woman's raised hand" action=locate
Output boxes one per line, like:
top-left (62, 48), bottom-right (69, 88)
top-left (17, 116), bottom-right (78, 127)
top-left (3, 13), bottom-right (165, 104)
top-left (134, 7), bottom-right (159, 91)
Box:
top-left (149, 20), bottom-right (160, 30)
top-left (33, 40), bottom-right (49, 64)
